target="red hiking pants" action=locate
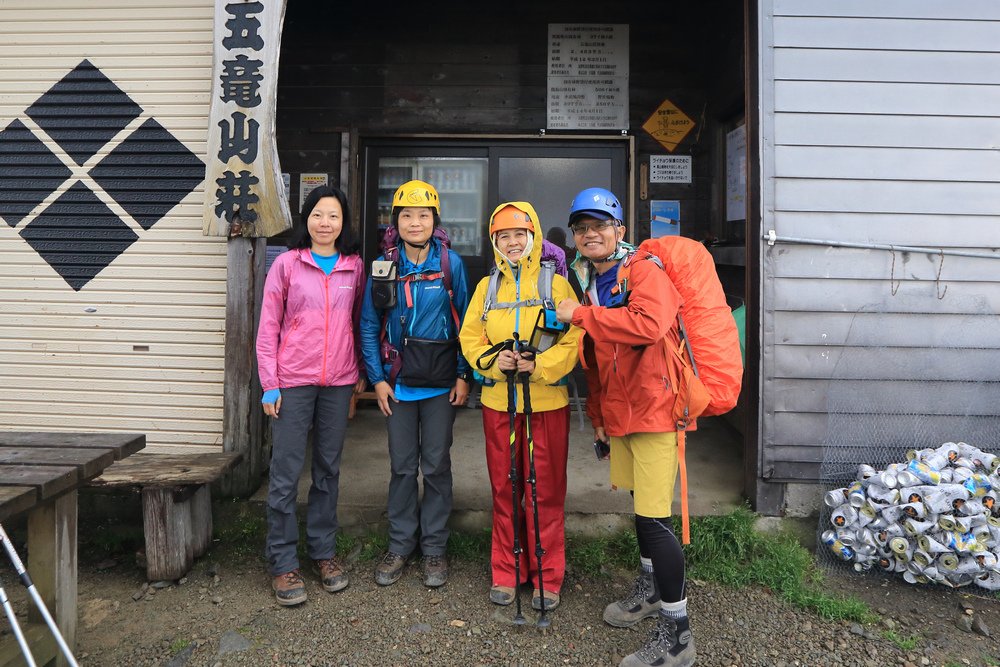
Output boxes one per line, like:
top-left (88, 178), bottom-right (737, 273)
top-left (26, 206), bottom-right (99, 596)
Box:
top-left (482, 405), bottom-right (569, 592)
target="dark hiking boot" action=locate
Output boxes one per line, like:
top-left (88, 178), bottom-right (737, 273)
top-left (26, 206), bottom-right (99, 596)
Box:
top-left (489, 585), bottom-right (516, 606)
top-left (531, 588), bottom-right (561, 611)
top-left (422, 554), bottom-right (448, 587)
top-left (619, 615), bottom-right (696, 667)
top-left (272, 569), bottom-right (307, 606)
top-left (313, 557), bottom-right (349, 593)
top-left (374, 551), bottom-right (408, 586)
top-left (604, 570), bottom-right (660, 627)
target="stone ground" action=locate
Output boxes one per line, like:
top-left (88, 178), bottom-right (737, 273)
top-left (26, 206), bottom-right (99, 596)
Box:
top-left (3, 507), bottom-right (1000, 667)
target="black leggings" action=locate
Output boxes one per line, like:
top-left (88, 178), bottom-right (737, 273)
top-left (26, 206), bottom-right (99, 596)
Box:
top-left (635, 514), bottom-right (686, 603)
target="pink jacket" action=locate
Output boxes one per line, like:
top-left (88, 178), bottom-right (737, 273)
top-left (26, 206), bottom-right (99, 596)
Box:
top-left (256, 248), bottom-right (365, 391)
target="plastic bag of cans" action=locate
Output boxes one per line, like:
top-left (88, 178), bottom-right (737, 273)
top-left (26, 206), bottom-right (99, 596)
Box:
top-left (822, 442), bottom-right (1000, 590)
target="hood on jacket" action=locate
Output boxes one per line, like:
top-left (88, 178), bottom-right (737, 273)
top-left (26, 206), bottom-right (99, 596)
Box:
top-left (488, 201), bottom-right (543, 282)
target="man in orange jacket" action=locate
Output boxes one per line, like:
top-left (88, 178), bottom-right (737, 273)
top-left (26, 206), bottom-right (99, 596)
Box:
top-left (556, 187), bottom-right (695, 667)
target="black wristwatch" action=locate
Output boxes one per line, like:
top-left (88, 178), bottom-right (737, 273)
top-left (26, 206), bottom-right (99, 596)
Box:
top-left (458, 370), bottom-right (475, 383)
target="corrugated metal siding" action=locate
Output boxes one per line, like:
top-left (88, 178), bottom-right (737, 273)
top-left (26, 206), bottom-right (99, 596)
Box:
top-left (760, 0), bottom-right (1000, 482)
top-left (0, 1), bottom-right (222, 452)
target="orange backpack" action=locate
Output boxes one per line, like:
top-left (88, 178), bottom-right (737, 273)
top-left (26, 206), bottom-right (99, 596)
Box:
top-left (618, 236), bottom-right (744, 542)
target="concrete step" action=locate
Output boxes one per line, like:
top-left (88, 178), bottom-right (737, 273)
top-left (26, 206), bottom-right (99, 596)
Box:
top-left (250, 405), bottom-right (745, 537)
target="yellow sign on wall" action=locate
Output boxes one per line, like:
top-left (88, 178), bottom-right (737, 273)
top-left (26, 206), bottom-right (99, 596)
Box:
top-left (642, 99), bottom-right (695, 153)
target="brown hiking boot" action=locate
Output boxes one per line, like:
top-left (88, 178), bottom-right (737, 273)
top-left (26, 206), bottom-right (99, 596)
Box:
top-left (422, 554), bottom-right (448, 587)
top-left (272, 569), bottom-right (307, 606)
top-left (313, 557), bottom-right (349, 593)
top-left (374, 551), bottom-right (408, 586)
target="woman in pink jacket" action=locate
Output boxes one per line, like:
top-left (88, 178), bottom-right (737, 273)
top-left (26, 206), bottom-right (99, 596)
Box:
top-left (256, 185), bottom-right (366, 607)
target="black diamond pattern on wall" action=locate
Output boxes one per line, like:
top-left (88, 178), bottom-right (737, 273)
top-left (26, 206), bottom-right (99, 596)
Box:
top-left (20, 181), bottom-right (138, 291)
top-left (0, 119), bottom-right (72, 228)
top-left (91, 118), bottom-right (205, 230)
top-left (25, 59), bottom-right (143, 166)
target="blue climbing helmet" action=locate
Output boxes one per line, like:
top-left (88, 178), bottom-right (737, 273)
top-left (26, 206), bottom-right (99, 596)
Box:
top-left (568, 187), bottom-right (623, 226)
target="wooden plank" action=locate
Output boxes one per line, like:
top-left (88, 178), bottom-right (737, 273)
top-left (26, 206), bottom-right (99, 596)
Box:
top-left (774, 113), bottom-right (1000, 151)
top-left (0, 485), bottom-right (36, 521)
top-left (774, 49), bottom-right (1000, 85)
top-left (774, 179), bottom-right (1000, 216)
top-left (773, 16), bottom-right (1000, 52)
top-left (769, 412), bottom-right (1000, 449)
top-left (775, 145), bottom-right (1000, 183)
top-left (773, 0), bottom-right (1000, 20)
top-left (772, 311), bottom-right (1000, 347)
top-left (770, 277), bottom-right (1000, 313)
top-left (27, 490), bottom-right (77, 660)
top-left (775, 81), bottom-right (1000, 117)
top-left (773, 379), bottom-right (1000, 415)
top-left (771, 211), bottom-right (1000, 246)
top-left (203, 0), bottom-right (290, 237)
top-left (0, 447), bottom-right (114, 479)
top-left (773, 345), bottom-right (1000, 382)
top-left (0, 432), bottom-right (144, 459)
top-left (770, 244), bottom-right (1000, 281)
top-left (0, 465), bottom-right (77, 499)
top-left (89, 452), bottom-right (242, 487)
top-left (0, 623), bottom-right (57, 667)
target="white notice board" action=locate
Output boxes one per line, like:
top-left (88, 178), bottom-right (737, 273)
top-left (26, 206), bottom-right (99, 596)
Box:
top-left (650, 156), bottom-right (692, 184)
top-left (726, 125), bottom-right (746, 221)
top-left (547, 24), bottom-right (629, 130)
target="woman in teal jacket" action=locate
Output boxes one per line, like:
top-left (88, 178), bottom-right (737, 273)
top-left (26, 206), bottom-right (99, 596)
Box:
top-left (359, 180), bottom-right (471, 589)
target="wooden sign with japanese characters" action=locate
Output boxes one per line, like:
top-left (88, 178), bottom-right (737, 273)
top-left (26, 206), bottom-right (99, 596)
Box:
top-left (203, 0), bottom-right (291, 237)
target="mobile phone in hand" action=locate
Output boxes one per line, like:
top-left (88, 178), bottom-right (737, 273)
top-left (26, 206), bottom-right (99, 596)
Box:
top-left (593, 439), bottom-right (611, 460)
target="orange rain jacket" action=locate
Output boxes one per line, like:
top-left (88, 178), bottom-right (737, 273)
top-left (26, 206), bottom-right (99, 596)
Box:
top-left (573, 254), bottom-right (683, 437)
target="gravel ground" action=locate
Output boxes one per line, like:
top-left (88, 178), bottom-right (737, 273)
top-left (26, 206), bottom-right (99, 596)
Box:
top-left (2, 517), bottom-right (998, 666)
top-left (56, 534), bottom-right (999, 667)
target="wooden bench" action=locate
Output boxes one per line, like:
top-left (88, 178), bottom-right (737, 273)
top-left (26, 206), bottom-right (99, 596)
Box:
top-left (89, 452), bottom-right (242, 581)
top-left (0, 431), bottom-right (145, 666)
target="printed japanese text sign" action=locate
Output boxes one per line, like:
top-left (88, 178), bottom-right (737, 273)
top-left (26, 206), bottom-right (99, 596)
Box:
top-left (642, 100), bottom-right (695, 153)
top-left (547, 24), bottom-right (629, 130)
top-left (203, 0), bottom-right (292, 237)
top-left (650, 156), bottom-right (691, 184)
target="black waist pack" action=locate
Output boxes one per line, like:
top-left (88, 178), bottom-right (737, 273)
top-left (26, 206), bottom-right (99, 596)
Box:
top-left (399, 336), bottom-right (458, 388)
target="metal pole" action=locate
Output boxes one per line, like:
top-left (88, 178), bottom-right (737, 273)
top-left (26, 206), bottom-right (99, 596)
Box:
top-left (763, 230), bottom-right (1000, 261)
top-left (0, 580), bottom-right (36, 667)
top-left (0, 524), bottom-right (79, 667)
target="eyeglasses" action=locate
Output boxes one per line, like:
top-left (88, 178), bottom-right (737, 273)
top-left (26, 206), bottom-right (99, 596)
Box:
top-left (570, 220), bottom-right (616, 235)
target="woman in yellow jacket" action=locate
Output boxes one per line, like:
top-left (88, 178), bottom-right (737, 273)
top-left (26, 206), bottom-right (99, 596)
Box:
top-left (460, 202), bottom-right (581, 611)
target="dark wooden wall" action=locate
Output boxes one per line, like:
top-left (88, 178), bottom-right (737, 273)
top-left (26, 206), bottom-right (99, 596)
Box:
top-left (276, 0), bottom-right (744, 244)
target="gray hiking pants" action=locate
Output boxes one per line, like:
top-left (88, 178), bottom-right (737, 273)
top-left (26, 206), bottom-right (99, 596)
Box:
top-left (266, 384), bottom-right (353, 576)
top-left (385, 392), bottom-right (455, 556)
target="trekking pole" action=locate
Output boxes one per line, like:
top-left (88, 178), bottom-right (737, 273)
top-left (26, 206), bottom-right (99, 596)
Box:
top-left (517, 341), bottom-right (550, 628)
top-left (0, 578), bottom-right (36, 667)
top-left (0, 524), bottom-right (79, 667)
top-left (504, 356), bottom-right (527, 626)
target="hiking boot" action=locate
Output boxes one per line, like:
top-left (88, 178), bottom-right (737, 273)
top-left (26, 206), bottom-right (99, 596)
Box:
top-left (618, 616), bottom-right (695, 667)
top-left (313, 557), bottom-right (349, 593)
top-left (531, 588), bottom-right (560, 611)
top-left (422, 554), bottom-right (448, 587)
top-left (272, 569), bottom-right (307, 606)
top-left (489, 585), bottom-right (516, 606)
top-left (604, 571), bottom-right (660, 628)
top-left (374, 551), bottom-right (408, 586)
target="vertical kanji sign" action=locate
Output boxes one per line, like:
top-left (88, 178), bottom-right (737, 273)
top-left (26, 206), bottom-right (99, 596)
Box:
top-left (203, 0), bottom-right (291, 237)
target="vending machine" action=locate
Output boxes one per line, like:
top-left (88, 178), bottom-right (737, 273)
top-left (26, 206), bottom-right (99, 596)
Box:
top-left (374, 157), bottom-right (487, 259)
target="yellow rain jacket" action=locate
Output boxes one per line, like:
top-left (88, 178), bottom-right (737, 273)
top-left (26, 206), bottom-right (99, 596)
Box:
top-left (460, 201), bottom-right (582, 413)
